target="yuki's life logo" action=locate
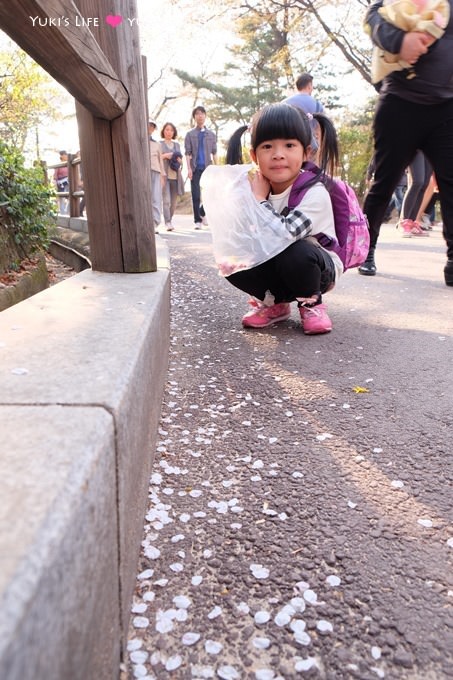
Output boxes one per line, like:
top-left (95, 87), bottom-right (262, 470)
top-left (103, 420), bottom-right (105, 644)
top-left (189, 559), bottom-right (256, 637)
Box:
top-left (105, 15), bottom-right (123, 27)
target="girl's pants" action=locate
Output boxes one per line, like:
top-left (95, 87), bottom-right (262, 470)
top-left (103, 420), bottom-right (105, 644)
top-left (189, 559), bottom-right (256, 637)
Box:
top-left (226, 239), bottom-right (336, 304)
top-left (363, 94), bottom-right (453, 259)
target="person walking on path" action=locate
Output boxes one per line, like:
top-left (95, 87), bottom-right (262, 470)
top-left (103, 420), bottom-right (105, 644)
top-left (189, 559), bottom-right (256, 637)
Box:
top-left (359, 0), bottom-right (453, 285)
top-left (160, 122), bottom-right (184, 232)
top-left (397, 150), bottom-right (432, 237)
top-left (283, 72), bottom-right (325, 114)
top-left (184, 106), bottom-right (217, 230)
top-left (53, 150), bottom-right (69, 215)
top-left (202, 103), bottom-right (341, 335)
top-left (148, 120), bottom-right (165, 234)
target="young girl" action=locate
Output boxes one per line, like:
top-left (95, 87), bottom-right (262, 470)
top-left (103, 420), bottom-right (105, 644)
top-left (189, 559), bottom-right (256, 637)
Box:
top-left (203, 103), bottom-right (343, 334)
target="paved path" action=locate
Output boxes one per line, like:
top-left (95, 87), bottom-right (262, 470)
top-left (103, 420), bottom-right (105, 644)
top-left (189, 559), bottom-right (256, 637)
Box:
top-left (122, 216), bottom-right (453, 680)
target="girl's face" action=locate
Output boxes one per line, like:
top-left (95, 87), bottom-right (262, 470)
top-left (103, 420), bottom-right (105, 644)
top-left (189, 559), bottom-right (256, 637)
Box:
top-left (163, 125), bottom-right (174, 140)
top-left (250, 138), bottom-right (306, 194)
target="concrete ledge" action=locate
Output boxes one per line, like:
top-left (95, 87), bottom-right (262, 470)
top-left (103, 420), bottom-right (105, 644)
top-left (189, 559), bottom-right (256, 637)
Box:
top-left (0, 246), bottom-right (170, 679)
top-left (0, 407), bottom-right (120, 680)
top-left (57, 214), bottom-right (89, 233)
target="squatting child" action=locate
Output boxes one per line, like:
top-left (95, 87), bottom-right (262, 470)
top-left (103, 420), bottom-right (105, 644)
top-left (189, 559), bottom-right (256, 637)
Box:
top-left (201, 103), bottom-right (343, 335)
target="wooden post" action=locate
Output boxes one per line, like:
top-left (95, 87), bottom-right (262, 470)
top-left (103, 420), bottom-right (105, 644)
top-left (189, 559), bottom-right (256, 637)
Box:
top-left (75, 0), bottom-right (156, 272)
top-left (68, 154), bottom-right (81, 218)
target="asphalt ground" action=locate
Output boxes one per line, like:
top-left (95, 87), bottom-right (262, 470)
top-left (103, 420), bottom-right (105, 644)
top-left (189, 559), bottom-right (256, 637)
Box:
top-left (122, 216), bottom-right (453, 680)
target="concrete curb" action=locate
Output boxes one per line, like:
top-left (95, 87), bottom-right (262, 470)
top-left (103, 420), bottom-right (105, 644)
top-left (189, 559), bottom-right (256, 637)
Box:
top-left (0, 242), bottom-right (170, 679)
top-left (0, 256), bottom-right (49, 312)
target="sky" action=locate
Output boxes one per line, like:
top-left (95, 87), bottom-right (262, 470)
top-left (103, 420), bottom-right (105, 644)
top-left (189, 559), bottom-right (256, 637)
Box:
top-left (0, 1), bottom-right (374, 163)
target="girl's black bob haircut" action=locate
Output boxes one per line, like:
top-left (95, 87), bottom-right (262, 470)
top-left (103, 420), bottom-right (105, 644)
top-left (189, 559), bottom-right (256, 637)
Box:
top-left (250, 103), bottom-right (312, 151)
top-left (226, 102), bottom-right (339, 177)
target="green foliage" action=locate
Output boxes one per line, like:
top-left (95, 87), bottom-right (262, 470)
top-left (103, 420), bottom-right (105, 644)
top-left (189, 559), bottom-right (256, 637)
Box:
top-left (174, 3), bottom-right (303, 127)
top-left (0, 47), bottom-right (63, 152)
top-left (0, 140), bottom-right (56, 272)
top-left (337, 102), bottom-right (375, 201)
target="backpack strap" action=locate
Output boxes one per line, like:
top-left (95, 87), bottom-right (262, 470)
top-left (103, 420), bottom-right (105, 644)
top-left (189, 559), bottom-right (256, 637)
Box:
top-left (288, 162), bottom-right (323, 209)
top-left (288, 162), bottom-right (338, 253)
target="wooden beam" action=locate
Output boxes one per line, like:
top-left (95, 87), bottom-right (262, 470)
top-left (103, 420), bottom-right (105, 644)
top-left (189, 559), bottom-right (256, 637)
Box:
top-left (0, 0), bottom-right (129, 120)
top-left (76, 0), bottom-right (156, 273)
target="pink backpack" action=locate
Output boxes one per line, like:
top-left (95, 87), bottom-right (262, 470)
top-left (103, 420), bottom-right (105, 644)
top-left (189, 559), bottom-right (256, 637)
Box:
top-left (289, 161), bottom-right (370, 271)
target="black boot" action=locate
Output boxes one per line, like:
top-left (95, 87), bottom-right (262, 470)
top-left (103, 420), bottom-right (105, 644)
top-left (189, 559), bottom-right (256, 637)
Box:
top-left (444, 259), bottom-right (453, 286)
top-left (358, 248), bottom-right (376, 276)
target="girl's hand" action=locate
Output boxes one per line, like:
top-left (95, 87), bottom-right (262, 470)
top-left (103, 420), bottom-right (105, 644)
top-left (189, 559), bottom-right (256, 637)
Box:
top-left (250, 169), bottom-right (270, 201)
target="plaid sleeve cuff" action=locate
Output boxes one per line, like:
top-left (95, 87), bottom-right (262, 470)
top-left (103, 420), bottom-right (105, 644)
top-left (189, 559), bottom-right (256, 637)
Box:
top-left (260, 200), bottom-right (312, 238)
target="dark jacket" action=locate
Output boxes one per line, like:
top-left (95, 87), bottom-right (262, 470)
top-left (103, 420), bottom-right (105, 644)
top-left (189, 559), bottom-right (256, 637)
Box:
top-left (366, 0), bottom-right (453, 103)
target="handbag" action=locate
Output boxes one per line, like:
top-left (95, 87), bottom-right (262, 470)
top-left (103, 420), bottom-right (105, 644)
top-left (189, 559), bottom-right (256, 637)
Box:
top-left (169, 151), bottom-right (182, 172)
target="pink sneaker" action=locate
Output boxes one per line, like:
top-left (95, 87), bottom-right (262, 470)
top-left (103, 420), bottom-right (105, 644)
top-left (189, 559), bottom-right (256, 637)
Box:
top-left (399, 218), bottom-right (429, 238)
top-left (242, 300), bottom-right (291, 328)
top-left (299, 303), bottom-right (332, 335)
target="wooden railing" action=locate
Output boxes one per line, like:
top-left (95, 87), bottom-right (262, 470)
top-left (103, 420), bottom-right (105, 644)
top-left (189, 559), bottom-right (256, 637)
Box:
top-left (0, 0), bottom-right (156, 273)
top-left (46, 155), bottom-right (85, 218)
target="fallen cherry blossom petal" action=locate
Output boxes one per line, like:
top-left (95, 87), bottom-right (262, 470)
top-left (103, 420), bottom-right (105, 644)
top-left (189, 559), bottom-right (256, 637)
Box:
top-left (316, 433), bottom-right (333, 441)
top-left (303, 589), bottom-right (317, 604)
top-left (294, 657), bottom-right (317, 672)
top-left (316, 619), bottom-right (333, 633)
top-left (253, 637), bottom-right (271, 649)
top-left (255, 670), bottom-right (275, 680)
top-left (218, 665), bottom-right (240, 679)
top-left (130, 649), bottom-right (148, 664)
top-left (293, 630), bottom-right (311, 645)
top-left (418, 518), bottom-right (433, 528)
top-left (182, 631), bottom-right (201, 645)
top-left (326, 575), bottom-right (341, 587)
top-left (250, 563), bottom-right (270, 579)
top-left (137, 569), bottom-right (153, 580)
top-left (127, 639), bottom-right (142, 652)
top-left (133, 616), bottom-right (149, 629)
top-left (165, 655), bottom-right (182, 671)
top-left (208, 606), bottom-right (222, 619)
top-left (205, 639), bottom-right (223, 654)
top-left (254, 610), bottom-right (271, 624)
top-left (132, 664), bottom-right (147, 677)
top-left (173, 595), bottom-right (191, 609)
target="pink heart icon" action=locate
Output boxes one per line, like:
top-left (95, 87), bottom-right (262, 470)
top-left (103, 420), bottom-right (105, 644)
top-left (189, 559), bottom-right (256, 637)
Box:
top-left (105, 14), bottom-right (123, 27)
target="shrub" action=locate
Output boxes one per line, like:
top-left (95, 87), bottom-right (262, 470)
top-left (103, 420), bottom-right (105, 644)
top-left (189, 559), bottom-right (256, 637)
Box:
top-left (0, 141), bottom-right (56, 273)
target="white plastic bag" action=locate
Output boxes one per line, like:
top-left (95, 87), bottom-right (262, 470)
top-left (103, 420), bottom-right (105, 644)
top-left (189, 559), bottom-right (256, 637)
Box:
top-left (201, 164), bottom-right (295, 276)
